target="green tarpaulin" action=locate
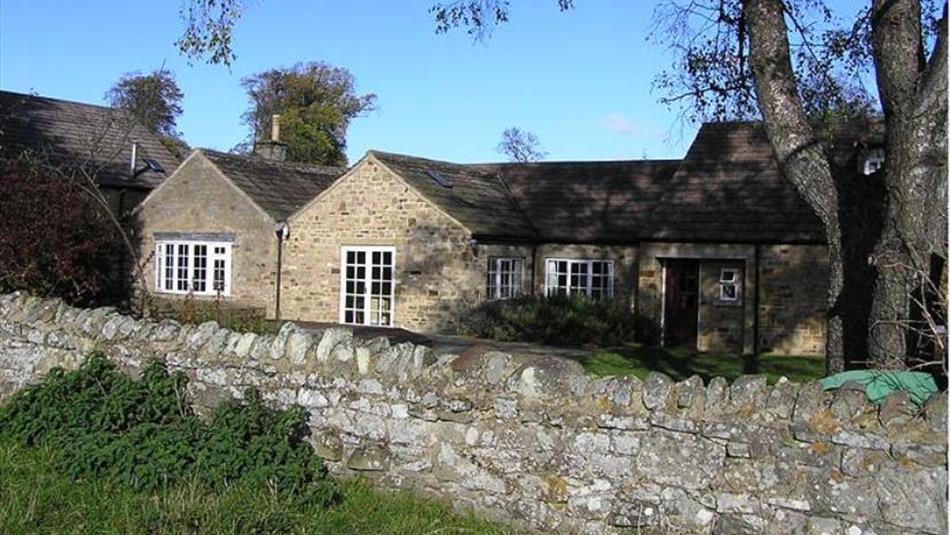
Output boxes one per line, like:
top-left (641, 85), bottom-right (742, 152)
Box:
top-left (819, 370), bottom-right (938, 407)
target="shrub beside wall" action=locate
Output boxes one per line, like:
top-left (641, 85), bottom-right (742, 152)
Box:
top-left (461, 295), bottom-right (660, 347)
top-left (0, 353), bottom-right (337, 505)
top-left (0, 293), bottom-right (946, 535)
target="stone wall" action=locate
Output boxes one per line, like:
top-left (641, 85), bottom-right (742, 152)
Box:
top-left (0, 293), bottom-right (945, 535)
top-left (698, 259), bottom-right (746, 353)
top-left (758, 245), bottom-right (829, 356)
top-left (135, 152), bottom-right (279, 314)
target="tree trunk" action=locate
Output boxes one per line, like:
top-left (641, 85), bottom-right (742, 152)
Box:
top-left (868, 0), bottom-right (948, 367)
top-left (743, 0), bottom-right (846, 372)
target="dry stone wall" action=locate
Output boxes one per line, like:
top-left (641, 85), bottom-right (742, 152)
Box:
top-left (0, 292), bottom-right (946, 535)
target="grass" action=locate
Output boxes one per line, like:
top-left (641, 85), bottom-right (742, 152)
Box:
top-left (578, 345), bottom-right (826, 384)
top-left (0, 440), bottom-right (521, 535)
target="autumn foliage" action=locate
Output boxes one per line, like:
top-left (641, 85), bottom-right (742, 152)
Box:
top-left (0, 158), bottom-right (123, 305)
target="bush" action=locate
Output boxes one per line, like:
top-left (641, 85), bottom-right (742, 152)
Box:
top-left (0, 354), bottom-right (337, 506)
top-left (461, 295), bottom-right (659, 348)
top-left (148, 294), bottom-right (279, 335)
top-left (0, 157), bottom-right (125, 306)
top-left (176, 294), bottom-right (278, 334)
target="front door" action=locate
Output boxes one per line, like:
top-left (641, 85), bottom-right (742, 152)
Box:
top-left (340, 246), bottom-right (395, 326)
top-left (663, 259), bottom-right (699, 347)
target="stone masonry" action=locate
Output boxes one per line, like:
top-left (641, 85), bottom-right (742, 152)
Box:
top-left (1, 292), bottom-right (945, 534)
top-left (638, 243), bottom-right (829, 356)
top-left (135, 153), bottom-right (278, 314)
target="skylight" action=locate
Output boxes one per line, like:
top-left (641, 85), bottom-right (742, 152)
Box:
top-left (426, 169), bottom-right (452, 188)
top-left (143, 158), bottom-right (166, 173)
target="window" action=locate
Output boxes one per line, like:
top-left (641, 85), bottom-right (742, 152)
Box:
top-left (545, 259), bottom-right (613, 299)
top-left (340, 246), bottom-right (395, 327)
top-left (487, 257), bottom-right (525, 300)
top-left (719, 268), bottom-right (740, 302)
top-left (155, 240), bottom-right (231, 296)
top-left (863, 148), bottom-right (885, 175)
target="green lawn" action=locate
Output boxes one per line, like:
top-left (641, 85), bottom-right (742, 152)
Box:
top-left (578, 345), bottom-right (826, 384)
top-left (0, 440), bottom-right (521, 535)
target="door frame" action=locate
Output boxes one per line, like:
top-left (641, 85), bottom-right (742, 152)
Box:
top-left (338, 245), bottom-right (397, 327)
top-left (660, 258), bottom-right (701, 350)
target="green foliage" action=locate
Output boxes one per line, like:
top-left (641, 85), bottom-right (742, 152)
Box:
top-left (106, 68), bottom-right (185, 138)
top-left (0, 354), bottom-right (337, 506)
top-left (240, 61), bottom-right (377, 165)
top-left (0, 440), bottom-right (522, 535)
top-left (462, 295), bottom-right (659, 347)
top-left (581, 347), bottom-right (826, 384)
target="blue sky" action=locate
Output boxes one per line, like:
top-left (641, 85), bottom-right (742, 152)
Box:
top-left (0, 1), bottom-right (812, 163)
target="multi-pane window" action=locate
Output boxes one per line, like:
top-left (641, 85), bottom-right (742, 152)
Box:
top-left (341, 246), bottom-right (395, 327)
top-left (156, 241), bottom-right (231, 296)
top-left (487, 257), bottom-right (525, 300)
top-left (719, 268), bottom-right (740, 302)
top-left (545, 259), bottom-right (614, 299)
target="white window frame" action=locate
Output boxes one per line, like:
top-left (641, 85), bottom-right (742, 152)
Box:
top-left (487, 257), bottom-right (525, 300)
top-left (544, 258), bottom-right (614, 299)
top-left (863, 148), bottom-right (886, 175)
top-left (339, 245), bottom-right (396, 327)
top-left (718, 267), bottom-right (740, 303)
top-left (154, 240), bottom-right (232, 297)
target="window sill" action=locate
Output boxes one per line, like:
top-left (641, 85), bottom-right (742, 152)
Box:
top-left (712, 300), bottom-right (742, 307)
top-left (155, 291), bottom-right (231, 299)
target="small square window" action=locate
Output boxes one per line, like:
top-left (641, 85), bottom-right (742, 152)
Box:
top-left (719, 268), bottom-right (740, 302)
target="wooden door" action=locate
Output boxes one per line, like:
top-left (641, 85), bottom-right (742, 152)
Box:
top-left (664, 260), bottom-right (699, 347)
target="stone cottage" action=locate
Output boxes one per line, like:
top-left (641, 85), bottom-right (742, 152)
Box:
top-left (279, 122), bottom-right (876, 357)
top-left (140, 121), bottom-right (884, 356)
top-left (0, 90), bottom-right (182, 214)
top-left (134, 135), bottom-right (343, 315)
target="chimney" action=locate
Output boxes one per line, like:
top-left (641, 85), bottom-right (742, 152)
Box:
top-left (254, 114), bottom-right (288, 161)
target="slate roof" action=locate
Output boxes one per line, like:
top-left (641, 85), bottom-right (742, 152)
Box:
top-left (0, 90), bottom-right (181, 189)
top-left (649, 122), bottom-right (825, 243)
top-left (369, 150), bottom-right (537, 239)
top-left (489, 160), bottom-right (681, 243)
top-left (202, 149), bottom-right (344, 221)
top-left (369, 122), bottom-right (829, 244)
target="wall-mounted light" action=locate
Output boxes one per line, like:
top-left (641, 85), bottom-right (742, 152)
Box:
top-left (275, 221), bottom-right (290, 241)
top-left (468, 238), bottom-right (479, 257)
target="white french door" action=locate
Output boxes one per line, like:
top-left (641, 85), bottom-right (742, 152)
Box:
top-left (340, 246), bottom-right (395, 326)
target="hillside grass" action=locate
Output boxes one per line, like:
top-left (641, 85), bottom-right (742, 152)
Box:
top-left (0, 439), bottom-right (522, 535)
top-left (579, 345), bottom-right (826, 384)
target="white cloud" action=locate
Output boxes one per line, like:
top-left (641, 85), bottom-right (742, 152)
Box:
top-left (603, 113), bottom-right (636, 136)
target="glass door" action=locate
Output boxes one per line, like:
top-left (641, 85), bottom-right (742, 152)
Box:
top-left (340, 246), bottom-right (395, 326)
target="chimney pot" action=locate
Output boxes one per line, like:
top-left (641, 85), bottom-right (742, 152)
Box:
top-left (254, 114), bottom-right (288, 161)
top-left (129, 142), bottom-right (138, 175)
top-left (271, 114), bottom-right (281, 142)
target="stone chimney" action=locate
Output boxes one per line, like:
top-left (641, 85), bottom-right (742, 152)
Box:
top-left (254, 114), bottom-right (288, 161)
